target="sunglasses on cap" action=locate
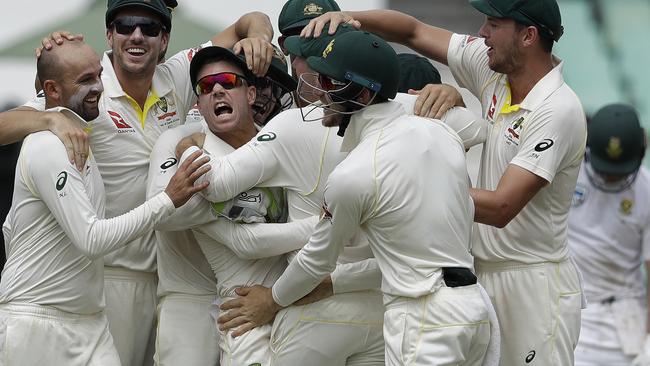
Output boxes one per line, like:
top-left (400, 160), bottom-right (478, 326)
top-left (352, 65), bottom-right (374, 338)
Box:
top-left (195, 72), bottom-right (248, 95)
top-left (111, 16), bottom-right (166, 38)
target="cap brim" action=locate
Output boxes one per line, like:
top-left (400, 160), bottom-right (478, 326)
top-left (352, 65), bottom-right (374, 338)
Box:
top-left (281, 19), bottom-right (312, 35)
top-left (190, 46), bottom-right (251, 90)
top-left (469, 0), bottom-right (505, 18)
top-left (307, 56), bottom-right (345, 82)
top-left (266, 62), bottom-right (298, 92)
top-left (589, 154), bottom-right (642, 176)
top-left (283, 36), bottom-right (305, 58)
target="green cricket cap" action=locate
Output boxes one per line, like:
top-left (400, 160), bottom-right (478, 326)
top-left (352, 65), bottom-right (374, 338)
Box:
top-left (278, 0), bottom-right (341, 35)
top-left (588, 103), bottom-right (646, 176)
top-left (307, 31), bottom-right (399, 100)
top-left (283, 23), bottom-right (354, 58)
top-left (265, 46), bottom-right (298, 92)
top-left (469, 0), bottom-right (564, 41)
top-left (397, 53), bottom-right (441, 93)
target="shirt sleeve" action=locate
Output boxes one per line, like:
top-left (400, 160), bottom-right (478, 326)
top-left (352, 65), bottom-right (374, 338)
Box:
top-left (331, 258), bottom-right (381, 294)
top-left (272, 169), bottom-right (373, 306)
top-left (25, 134), bottom-right (175, 259)
top-left (22, 93), bottom-right (45, 110)
top-left (194, 215), bottom-right (318, 260)
top-left (441, 107), bottom-right (488, 149)
top-left (446, 33), bottom-right (496, 101)
top-left (510, 101), bottom-right (587, 182)
top-left (182, 111), bottom-right (314, 203)
top-left (147, 125), bottom-right (217, 231)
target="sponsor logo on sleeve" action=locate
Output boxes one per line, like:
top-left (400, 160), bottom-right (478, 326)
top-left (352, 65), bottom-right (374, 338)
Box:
top-left (256, 132), bottom-right (277, 142)
top-left (525, 350), bottom-right (536, 363)
top-left (534, 139), bottom-right (554, 152)
top-left (160, 157), bottom-right (177, 171)
top-left (56, 171), bottom-right (68, 197)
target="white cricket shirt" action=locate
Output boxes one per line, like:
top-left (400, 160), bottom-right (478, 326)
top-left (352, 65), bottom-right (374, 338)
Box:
top-left (272, 101), bottom-right (475, 305)
top-left (0, 108), bottom-right (175, 314)
top-left (568, 164), bottom-right (650, 302)
top-left (447, 33), bottom-right (587, 263)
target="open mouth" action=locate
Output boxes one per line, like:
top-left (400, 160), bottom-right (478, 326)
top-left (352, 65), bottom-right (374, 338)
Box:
top-left (126, 47), bottom-right (146, 57)
top-left (214, 102), bottom-right (233, 117)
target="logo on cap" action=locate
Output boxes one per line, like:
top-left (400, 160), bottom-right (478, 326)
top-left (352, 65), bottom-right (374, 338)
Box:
top-left (323, 39), bottom-right (335, 58)
top-left (304, 3), bottom-right (323, 15)
top-left (606, 137), bottom-right (623, 159)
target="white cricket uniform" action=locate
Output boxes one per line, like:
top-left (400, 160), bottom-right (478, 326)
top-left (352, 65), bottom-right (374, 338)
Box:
top-left (448, 33), bottom-right (587, 365)
top-left (157, 122), bottom-right (315, 366)
top-left (270, 101), bottom-right (490, 366)
top-left (24, 44), bottom-right (207, 366)
top-left (569, 165), bottom-right (650, 365)
top-left (183, 94), bottom-right (486, 365)
top-left (0, 108), bottom-right (175, 366)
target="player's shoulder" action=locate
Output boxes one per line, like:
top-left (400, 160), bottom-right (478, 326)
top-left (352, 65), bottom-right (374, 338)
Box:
top-left (257, 107), bottom-right (323, 142)
top-left (155, 123), bottom-right (203, 146)
top-left (21, 131), bottom-right (67, 167)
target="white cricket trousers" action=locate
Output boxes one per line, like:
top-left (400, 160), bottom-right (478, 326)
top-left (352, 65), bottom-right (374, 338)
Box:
top-left (154, 293), bottom-right (221, 366)
top-left (383, 284), bottom-right (491, 365)
top-left (104, 266), bottom-right (158, 366)
top-left (476, 259), bottom-right (583, 366)
top-left (0, 303), bottom-right (120, 366)
top-left (269, 290), bottom-right (385, 365)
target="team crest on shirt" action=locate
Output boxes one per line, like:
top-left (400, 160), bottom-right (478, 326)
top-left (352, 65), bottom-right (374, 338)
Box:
top-left (154, 97), bottom-right (180, 128)
top-left (619, 198), bottom-right (633, 215)
top-left (503, 116), bottom-right (524, 146)
top-left (571, 184), bottom-right (588, 207)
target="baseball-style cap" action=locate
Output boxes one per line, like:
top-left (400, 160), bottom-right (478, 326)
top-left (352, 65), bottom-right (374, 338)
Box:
top-left (189, 46), bottom-right (254, 93)
top-left (588, 104), bottom-right (646, 176)
top-left (283, 23), bottom-right (355, 58)
top-left (106, 0), bottom-right (172, 31)
top-left (397, 53), bottom-right (442, 93)
top-left (278, 0), bottom-right (341, 35)
top-left (469, 0), bottom-right (564, 41)
top-left (307, 31), bottom-right (399, 100)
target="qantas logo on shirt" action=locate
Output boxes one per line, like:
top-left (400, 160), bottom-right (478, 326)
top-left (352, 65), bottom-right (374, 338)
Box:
top-left (108, 111), bottom-right (135, 133)
top-left (487, 94), bottom-right (497, 120)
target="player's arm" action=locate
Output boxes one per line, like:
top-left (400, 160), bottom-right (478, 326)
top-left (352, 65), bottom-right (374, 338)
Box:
top-left (302, 10), bottom-right (452, 65)
top-left (0, 106), bottom-right (88, 170)
top-left (330, 257), bottom-right (381, 294)
top-left (211, 11), bottom-right (274, 76)
top-left (471, 164), bottom-right (548, 228)
top-left (29, 136), bottom-right (209, 259)
top-left (440, 106), bottom-right (488, 149)
top-left (194, 215), bottom-right (318, 260)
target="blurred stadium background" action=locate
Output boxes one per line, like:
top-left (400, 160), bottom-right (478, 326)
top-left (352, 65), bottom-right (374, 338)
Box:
top-left (0, 0), bottom-right (648, 265)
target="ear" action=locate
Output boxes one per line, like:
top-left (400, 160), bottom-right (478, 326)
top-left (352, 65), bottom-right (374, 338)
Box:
top-left (246, 85), bottom-right (256, 106)
top-left (160, 32), bottom-right (170, 52)
top-left (43, 80), bottom-right (61, 103)
top-left (106, 28), bottom-right (114, 49)
top-left (521, 25), bottom-right (538, 48)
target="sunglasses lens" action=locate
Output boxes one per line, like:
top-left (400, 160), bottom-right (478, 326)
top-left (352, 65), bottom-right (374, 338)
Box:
top-left (195, 73), bottom-right (242, 95)
top-left (112, 17), bottom-right (163, 37)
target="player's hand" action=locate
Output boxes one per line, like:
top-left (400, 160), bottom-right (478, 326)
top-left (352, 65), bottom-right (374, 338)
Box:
top-left (233, 38), bottom-right (274, 77)
top-left (218, 285), bottom-right (282, 337)
top-left (36, 31), bottom-right (84, 58)
top-left (46, 111), bottom-right (89, 171)
top-left (300, 11), bottom-right (360, 38)
top-left (293, 276), bottom-right (333, 306)
top-left (409, 83), bottom-right (465, 119)
top-left (164, 150), bottom-right (211, 207)
top-left (175, 132), bottom-right (206, 159)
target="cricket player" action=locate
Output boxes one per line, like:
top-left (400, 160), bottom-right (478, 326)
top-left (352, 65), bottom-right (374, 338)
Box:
top-left (0, 1), bottom-right (275, 364)
top-left (213, 30), bottom-right (493, 366)
top-left (304, 0), bottom-right (587, 364)
top-left (0, 40), bottom-right (208, 366)
top-left (569, 104), bottom-right (650, 366)
top-left (147, 45), bottom-right (317, 366)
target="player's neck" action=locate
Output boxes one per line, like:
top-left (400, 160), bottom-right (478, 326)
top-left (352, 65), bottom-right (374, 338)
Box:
top-left (507, 54), bottom-right (554, 105)
top-left (216, 118), bottom-right (257, 149)
top-left (114, 66), bottom-right (155, 109)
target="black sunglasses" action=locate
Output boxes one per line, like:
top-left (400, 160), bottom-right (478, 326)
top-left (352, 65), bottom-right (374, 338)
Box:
top-left (111, 16), bottom-right (166, 38)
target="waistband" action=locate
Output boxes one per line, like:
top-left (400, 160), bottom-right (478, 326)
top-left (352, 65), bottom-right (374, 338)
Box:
top-left (104, 266), bottom-right (157, 282)
top-left (474, 258), bottom-right (570, 272)
top-left (0, 303), bottom-right (104, 320)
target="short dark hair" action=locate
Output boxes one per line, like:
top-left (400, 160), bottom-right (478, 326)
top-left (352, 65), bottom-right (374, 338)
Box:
top-left (516, 22), bottom-right (553, 53)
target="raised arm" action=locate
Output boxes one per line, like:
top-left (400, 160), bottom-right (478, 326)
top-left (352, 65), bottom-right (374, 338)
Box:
top-left (301, 10), bottom-right (452, 65)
